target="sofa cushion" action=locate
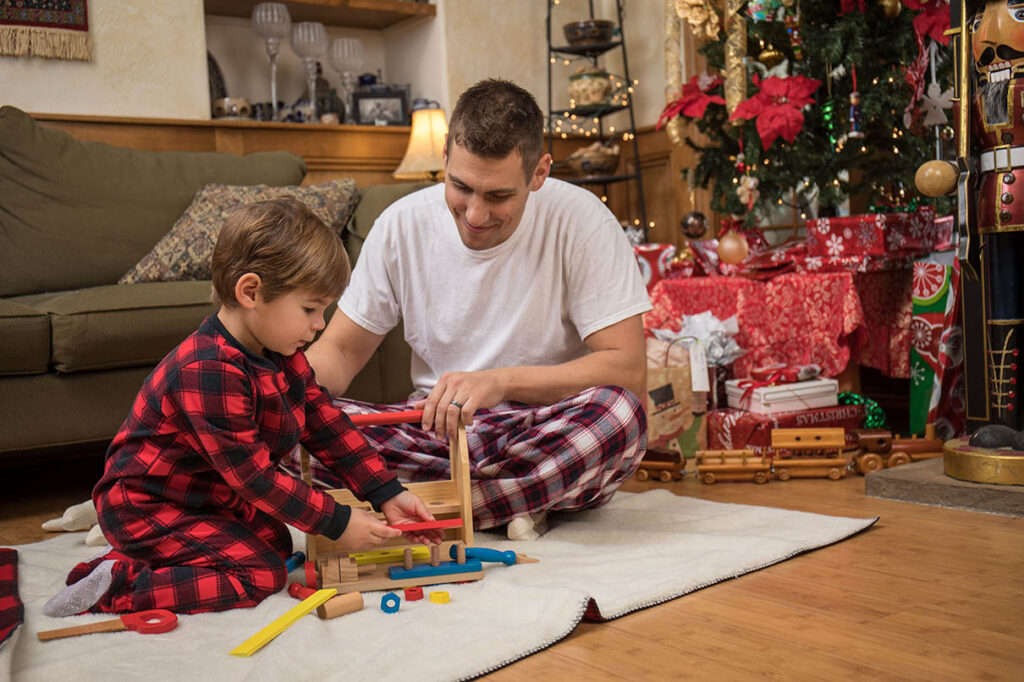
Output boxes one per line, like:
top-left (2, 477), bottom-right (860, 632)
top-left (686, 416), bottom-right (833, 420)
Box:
top-left (347, 182), bottom-right (432, 264)
top-left (14, 282), bottom-right (216, 373)
top-left (0, 106), bottom-right (307, 297)
top-left (120, 179), bottom-right (360, 284)
top-left (0, 299), bottom-right (51, 376)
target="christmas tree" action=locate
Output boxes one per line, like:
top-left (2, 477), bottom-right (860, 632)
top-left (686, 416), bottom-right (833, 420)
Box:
top-left (665, 0), bottom-right (954, 223)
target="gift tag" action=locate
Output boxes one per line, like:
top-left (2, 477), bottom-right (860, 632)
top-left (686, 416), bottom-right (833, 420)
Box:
top-left (689, 342), bottom-right (710, 392)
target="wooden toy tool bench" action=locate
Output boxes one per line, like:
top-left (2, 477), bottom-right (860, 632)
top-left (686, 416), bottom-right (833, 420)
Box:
top-left (300, 410), bottom-right (481, 594)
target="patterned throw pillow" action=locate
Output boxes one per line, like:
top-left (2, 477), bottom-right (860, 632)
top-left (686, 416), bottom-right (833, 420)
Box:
top-left (119, 178), bottom-right (359, 284)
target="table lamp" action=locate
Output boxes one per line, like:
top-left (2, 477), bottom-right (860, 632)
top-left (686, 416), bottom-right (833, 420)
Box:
top-left (393, 99), bottom-right (448, 181)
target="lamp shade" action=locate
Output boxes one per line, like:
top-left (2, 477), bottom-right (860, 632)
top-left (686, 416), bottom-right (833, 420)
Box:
top-left (393, 107), bottom-right (448, 181)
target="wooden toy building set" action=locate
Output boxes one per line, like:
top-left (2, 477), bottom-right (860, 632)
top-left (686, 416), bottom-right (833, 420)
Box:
top-left (299, 411), bottom-right (481, 594)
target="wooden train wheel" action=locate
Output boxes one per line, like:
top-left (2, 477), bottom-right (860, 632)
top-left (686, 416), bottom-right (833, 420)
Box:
top-left (828, 467), bottom-right (842, 480)
top-left (659, 470), bottom-right (673, 482)
top-left (858, 453), bottom-right (884, 474)
top-left (776, 468), bottom-right (791, 481)
top-left (754, 471), bottom-right (768, 484)
top-left (636, 469), bottom-right (650, 481)
top-left (701, 472), bottom-right (716, 484)
top-left (889, 451), bottom-right (911, 467)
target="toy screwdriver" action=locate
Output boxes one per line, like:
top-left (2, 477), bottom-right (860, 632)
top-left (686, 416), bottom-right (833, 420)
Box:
top-left (449, 546), bottom-right (539, 565)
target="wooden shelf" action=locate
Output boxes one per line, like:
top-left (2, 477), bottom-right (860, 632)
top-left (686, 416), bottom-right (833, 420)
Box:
top-left (204, 0), bottom-right (435, 30)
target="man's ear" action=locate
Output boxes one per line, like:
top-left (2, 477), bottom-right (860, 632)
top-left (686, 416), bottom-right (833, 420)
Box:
top-left (234, 273), bottom-right (262, 310)
top-left (530, 153), bottom-right (552, 191)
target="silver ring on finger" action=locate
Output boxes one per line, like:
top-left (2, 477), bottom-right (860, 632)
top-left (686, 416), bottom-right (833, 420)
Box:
top-left (449, 400), bottom-right (464, 409)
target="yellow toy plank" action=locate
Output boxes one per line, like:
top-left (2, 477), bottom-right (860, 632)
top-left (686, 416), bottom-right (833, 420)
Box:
top-left (350, 546), bottom-right (430, 566)
top-left (229, 588), bottom-right (336, 657)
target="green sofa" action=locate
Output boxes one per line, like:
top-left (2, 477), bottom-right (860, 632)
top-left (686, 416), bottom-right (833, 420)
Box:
top-left (0, 105), bottom-right (425, 460)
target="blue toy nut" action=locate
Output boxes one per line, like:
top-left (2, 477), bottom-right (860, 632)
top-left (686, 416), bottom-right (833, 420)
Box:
top-left (380, 592), bottom-right (401, 614)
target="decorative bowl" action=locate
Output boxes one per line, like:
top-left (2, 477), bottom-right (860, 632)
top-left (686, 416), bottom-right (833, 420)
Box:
top-left (563, 19), bottom-right (615, 46)
top-left (568, 69), bottom-right (612, 106)
top-left (567, 149), bottom-right (620, 177)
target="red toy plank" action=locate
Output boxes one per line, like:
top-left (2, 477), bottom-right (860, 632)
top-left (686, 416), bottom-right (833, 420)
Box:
top-left (348, 410), bottom-right (424, 427)
top-left (387, 518), bottom-right (463, 532)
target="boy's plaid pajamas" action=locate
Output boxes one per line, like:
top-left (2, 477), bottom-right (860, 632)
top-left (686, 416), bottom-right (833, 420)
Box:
top-left (73, 316), bottom-right (403, 615)
top-left (298, 385), bottom-right (647, 530)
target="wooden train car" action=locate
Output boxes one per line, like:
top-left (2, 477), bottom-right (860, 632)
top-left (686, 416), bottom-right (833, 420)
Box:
top-left (635, 448), bottom-right (686, 482)
top-left (770, 428), bottom-right (847, 481)
top-left (850, 423), bottom-right (943, 474)
top-left (695, 449), bottom-right (771, 484)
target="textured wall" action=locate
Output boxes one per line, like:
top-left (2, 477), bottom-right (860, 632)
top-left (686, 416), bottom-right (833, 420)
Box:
top-left (0, 0), bottom-right (209, 119)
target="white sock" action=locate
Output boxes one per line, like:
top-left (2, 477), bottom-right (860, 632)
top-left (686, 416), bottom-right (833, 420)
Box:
top-left (84, 525), bottom-right (108, 547)
top-left (43, 559), bottom-right (116, 617)
top-left (41, 499), bottom-right (97, 532)
top-left (506, 511), bottom-right (549, 541)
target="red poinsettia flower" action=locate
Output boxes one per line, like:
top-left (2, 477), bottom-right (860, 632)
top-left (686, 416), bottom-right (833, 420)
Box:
top-left (839, 0), bottom-right (866, 15)
top-left (657, 73), bottom-right (725, 129)
top-left (903, 0), bottom-right (950, 45)
top-left (729, 74), bottom-right (821, 149)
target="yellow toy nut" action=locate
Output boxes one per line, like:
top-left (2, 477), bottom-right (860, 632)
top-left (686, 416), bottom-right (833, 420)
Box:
top-left (429, 591), bottom-right (450, 604)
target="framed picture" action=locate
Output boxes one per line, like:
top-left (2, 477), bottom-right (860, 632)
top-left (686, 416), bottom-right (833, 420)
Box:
top-left (353, 90), bottom-right (409, 126)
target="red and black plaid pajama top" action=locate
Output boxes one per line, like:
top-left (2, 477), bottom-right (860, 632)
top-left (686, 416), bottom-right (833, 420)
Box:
top-left (81, 315), bottom-right (403, 614)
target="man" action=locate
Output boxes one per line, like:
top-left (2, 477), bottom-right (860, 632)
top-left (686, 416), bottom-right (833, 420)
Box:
top-left (305, 78), bottom-right (651, 539)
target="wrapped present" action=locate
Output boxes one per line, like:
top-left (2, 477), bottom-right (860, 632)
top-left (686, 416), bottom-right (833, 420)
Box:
top-left (909, 252), bottom-right (965, 439)
top-left (706, 403), bottom-right (866, 453)
top-left (634, 243), bottom-right (677, 292)
top-left (805, 207), bottom-right (935, 259)
top-left (725, 377), bottom-right (839, 415)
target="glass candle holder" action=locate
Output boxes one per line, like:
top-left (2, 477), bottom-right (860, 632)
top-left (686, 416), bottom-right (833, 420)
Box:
top-left (328, 37), bottom-right (364, 124)
top-left (291, 21), bottom-right (328, 123)
top-left (251, 2), bottom-right (291, 121)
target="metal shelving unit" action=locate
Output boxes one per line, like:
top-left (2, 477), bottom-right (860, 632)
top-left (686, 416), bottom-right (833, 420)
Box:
top-left (546, 0), bottom-right (647, 240)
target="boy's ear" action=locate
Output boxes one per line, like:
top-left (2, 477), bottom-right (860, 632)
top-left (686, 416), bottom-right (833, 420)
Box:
top-left (234, 273), bottom-right (262, 309)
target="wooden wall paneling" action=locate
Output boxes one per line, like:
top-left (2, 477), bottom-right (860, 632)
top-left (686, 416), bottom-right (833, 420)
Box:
top-left (32, 114), bottom-right (412, 188)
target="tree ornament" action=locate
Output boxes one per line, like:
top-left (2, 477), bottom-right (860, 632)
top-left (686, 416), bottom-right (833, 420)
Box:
top-left (915, 160), bottom-right (957, 197)
top-left (939, 124), bottom-right (954, 141)
top-left (822, 98), bottom-right (839, 147)
top-left (877, 0), bottom-right (902, 19)
top-left (675, 0), bottom-right (721, 39)
top-left (717, 230), bottom-right (750, 264)
top-left (848, 65), bottom-right (865, 140)
top-left (681, 211), bottom-right (710, 239)
top-left (783, 9), bottom-right (803, 60)
top-left (737, 174), bottom-right (760, 209)
top-left (757, 44), bottom-right (785, 69)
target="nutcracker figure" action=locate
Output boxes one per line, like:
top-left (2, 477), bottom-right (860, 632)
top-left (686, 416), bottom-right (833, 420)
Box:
top-left (919, 1), bottom-right (1024, 433)
top-left (917, 1), bottom-right (1024, 483)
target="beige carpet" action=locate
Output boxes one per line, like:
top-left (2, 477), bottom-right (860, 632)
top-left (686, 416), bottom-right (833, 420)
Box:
top-left (4, 490), bottom-right (876, 681)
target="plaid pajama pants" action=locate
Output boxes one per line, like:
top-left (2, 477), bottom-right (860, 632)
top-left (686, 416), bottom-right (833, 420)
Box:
top-left (299, 385), bottom-right (647, 529)
top-left (72, 489), bottom-right (293, 615)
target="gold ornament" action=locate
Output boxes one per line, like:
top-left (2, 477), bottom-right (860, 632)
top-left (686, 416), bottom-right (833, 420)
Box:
top-left (915, 160), bottom-right (958, 197)
top-left (717, 231), bottom-right (750, 265)
top-left (758, 45), bottom-right (785, 69)
top-left (878, 0), bottom-right (902, 19)
top-left (675, 0), bottom-right (721, 39)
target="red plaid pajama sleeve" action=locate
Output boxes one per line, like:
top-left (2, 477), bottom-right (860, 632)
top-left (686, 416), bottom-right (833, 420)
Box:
top-left (295, 385), bottom-right (647, 529)
top-left (0, 549), bottom-right (22, 649)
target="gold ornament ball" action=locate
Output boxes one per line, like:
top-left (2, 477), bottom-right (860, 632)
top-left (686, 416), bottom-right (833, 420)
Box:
top-left (717, 231), bottom-right (749, 265)
top-left (758, 46), bottom-right (785, 69)
top-left (915, 160), bottom-right (958, 197)
top-left (940, 125), bottom-right (955, 141)
top-left (878, 0), bottom-right (902, 19)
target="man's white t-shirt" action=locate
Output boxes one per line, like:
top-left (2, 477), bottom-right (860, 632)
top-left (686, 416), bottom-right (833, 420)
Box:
top-left (339, 179), bottom-right (652, 397)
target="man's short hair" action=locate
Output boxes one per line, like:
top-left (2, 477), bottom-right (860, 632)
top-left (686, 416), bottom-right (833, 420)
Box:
top-left (446, 78), bottom-right (545, 179)
top-left (211, 197), bottom-right (349, 307)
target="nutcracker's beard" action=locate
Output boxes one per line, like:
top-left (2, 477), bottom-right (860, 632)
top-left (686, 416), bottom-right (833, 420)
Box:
top-left (980, 79), bottom-right (1011, 126)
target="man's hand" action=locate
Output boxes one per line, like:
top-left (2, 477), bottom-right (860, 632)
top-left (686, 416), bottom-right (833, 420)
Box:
top-left (380, 491), bottom-right (444, 545)
top-left (415, 368), bottom-right (509, 441)
top-left (337, 508), bottom-right (402, 550)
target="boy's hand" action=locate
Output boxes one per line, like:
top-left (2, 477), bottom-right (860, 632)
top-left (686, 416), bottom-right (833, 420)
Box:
top-left (380, 491), bottom-right (444, 545)
top-left (337, 508), bottom-right (402, 550)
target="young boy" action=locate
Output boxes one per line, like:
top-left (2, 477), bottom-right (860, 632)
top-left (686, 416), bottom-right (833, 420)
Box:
top-left (45, 197), bottom-right (439, 617)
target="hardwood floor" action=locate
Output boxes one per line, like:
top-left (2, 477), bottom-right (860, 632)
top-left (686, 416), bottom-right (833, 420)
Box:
top-left (2, 456), bottom-right (1021, 680)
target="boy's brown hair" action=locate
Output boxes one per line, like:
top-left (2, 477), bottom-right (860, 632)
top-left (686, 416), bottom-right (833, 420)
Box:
top-left (211, 197), bottom-right (349, 307)
top-left (446, 78), bottom-right (544, 180)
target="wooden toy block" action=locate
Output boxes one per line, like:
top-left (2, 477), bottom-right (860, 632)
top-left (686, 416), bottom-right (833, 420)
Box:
top-left (695, 449), bottom-right (771, 484)
top-left (387, 557), bottom-right (483, 580)
top-left (230, 589), bottom-right (336, 657)
top-left (303, 418), bottom-right (479, 595)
